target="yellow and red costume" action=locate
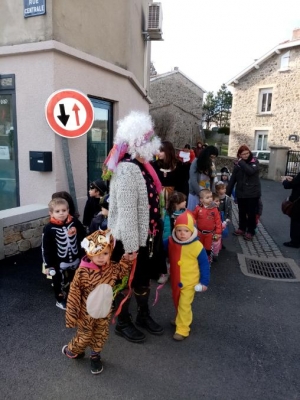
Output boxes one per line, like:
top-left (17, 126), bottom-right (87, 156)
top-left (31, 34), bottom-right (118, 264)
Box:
top-left (164, 212), bottom-right (210, 338)
top-left (193, 204), bottom-right (222, 251)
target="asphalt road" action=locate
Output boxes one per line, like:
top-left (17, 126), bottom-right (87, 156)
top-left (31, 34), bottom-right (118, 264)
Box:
top-left (1, 179), bottom-right (299, 400)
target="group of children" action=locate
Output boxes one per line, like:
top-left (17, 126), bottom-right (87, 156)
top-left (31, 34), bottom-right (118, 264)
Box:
top-left (40, 165), bottom-right (248, 374)
top-left (163, 180), bottom-right (232, 265)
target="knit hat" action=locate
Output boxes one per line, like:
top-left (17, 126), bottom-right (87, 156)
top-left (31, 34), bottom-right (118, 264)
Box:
top-left (91, 179), bottom-right (107, 195)
top-left (100, 194), bottom-right (109, 211)
top-left (81, 229), bottom-right (114, 257)
top-left (174, 211), bottom-right (195, 232)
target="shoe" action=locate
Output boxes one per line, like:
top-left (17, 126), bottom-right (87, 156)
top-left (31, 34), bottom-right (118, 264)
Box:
top-left (90, 355), bottom-right (103, 375)
top-left (136, 314), bottom-right (164, 335)
top-left (56, 300), bottom-right (67, 310)
top-left (173, 333), bottom-right (186, 341)
top-left (233, 229), bottom-right (245, 236)
top-left (222, 244), bottom-right (226, 250)
top-left (62, 345), bottom-right (85, 359)
top-left (170, 319), bottom-right (176, 326)
top-left (283, 241), bottom-right (300, 248)
top-left (115, 320), bottom-right (146, 343)
top-left (244, 233), bottom-right (253, 241)
top-left (157, 274), bottom-right (168, 284)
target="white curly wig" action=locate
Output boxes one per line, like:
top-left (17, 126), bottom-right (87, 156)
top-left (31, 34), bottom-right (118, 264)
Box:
top-left (114, 111), bottom-right (161, 161)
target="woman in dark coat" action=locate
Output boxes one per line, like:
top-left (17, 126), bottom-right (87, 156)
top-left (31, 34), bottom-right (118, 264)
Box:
top-left (282, 172), bottom-right (300, 248)
top-left (151, 140), bottom-right (186, 210)
top-left (187, 145), bottom-right (219, 211)
top-left (226, 145), bottom-right (261, 241)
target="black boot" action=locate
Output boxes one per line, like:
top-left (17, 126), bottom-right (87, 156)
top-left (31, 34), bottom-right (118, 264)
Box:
top-left (135, 288), bottom-right (164, 335)
top-left (114, 292), bottom-right (145, 343)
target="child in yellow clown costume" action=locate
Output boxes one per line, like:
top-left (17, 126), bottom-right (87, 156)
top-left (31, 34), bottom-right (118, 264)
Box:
top-left (164, 211), bottom-right (210, 341)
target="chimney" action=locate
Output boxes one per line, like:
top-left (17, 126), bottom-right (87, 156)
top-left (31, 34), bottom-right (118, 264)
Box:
top-left (174, 67), bottom-right (179, 71)
top-left (292, 28), bottom-right (300, 40)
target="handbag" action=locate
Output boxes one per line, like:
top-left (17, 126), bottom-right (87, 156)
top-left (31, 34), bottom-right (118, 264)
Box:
top-left (281, 198), bottom-right (294, 217)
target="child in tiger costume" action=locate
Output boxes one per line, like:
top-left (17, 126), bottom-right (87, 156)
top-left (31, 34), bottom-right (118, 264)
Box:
top-left (62, 230), bottom-right (133, 375)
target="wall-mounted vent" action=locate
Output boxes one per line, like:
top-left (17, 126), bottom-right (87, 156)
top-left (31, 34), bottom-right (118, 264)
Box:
top-left (148, 3), bottom-right (162, 30)
top-left (144, 3), bottom-right (163, 41)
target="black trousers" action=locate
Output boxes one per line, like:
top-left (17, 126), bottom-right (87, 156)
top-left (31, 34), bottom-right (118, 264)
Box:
top-left (52, 268), bottom-right (76, 302)
top-left (237, 197), bottom-right (259, 235)
top-left (290, 218), bottom-right (300, 245)
top-left (111, 227), bottom-right (167, 287)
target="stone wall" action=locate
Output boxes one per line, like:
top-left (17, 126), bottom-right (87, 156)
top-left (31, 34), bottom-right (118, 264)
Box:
top-left (150, 71), bottom-right (204, 148)
top-left (229, 46), bottom-right (300, 156)
top-left (3, 216), bottom-right (49, 257)
top-left (0, 204), bottom-right (49, 260)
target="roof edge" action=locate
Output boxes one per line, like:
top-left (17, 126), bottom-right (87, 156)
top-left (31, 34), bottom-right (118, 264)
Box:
top-left (227, 38), bottom-right (300, 86)
top-left (151, 69), bottom-right (206, 93)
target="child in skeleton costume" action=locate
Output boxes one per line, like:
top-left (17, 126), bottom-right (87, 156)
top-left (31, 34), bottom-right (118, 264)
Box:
top-left (62, 230), bottom-right (133, 375)
top-left (103, 111), bottom-right (165, 343)
top-left (164, 211), bottom-right (210, 341)
top-left (42, 198), bottom-right (85, 310)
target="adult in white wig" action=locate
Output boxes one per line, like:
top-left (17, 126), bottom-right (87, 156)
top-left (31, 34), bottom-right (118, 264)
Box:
top-left (102, 111), bottom-right (165, 342)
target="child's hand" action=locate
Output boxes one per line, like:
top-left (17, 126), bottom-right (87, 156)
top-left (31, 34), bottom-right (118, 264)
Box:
top-left (201, 285), bottom-right (208, 292)
top-left (123, 252), bottom-right (138, 262)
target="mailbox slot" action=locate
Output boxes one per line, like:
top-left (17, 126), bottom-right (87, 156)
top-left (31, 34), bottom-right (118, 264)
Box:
top-left (29, 151), bottom-right (52, 172)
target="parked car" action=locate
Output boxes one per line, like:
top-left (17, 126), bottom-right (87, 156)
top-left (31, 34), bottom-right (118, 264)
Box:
top-left (252, 150), bottom-right (270, 164)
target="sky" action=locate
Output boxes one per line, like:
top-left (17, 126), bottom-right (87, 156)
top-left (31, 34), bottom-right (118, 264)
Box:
top-left (151, 0), bottom-right (300, 94)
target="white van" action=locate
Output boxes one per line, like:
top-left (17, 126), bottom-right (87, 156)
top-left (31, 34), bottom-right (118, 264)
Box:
top-left (252, 150), bottom-right (270, 164)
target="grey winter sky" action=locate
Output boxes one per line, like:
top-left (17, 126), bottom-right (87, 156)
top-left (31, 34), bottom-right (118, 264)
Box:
top-left (151, 0), bottom-right (300, 94)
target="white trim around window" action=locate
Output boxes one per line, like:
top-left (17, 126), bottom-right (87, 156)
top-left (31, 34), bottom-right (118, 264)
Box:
top-left (254, 130), bottom-right (269, 150)
top-left (258, 88), bottom-right (272, 114)
top-left (279, 51), bottom-right (290, 71)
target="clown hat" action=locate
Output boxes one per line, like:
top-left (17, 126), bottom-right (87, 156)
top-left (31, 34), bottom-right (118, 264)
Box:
top-left (81, 229), bottom-right (114, 257)
top-left (174, 211), bottom-right (195, 232)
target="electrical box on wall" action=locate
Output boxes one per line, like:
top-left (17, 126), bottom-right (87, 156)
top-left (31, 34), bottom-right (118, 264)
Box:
top-left (29, 151), bottom-right (52, 172)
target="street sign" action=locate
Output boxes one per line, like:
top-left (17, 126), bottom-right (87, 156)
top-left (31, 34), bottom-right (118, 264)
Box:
top-left (24, 0), bottom-right (46, 18)
top-left (45, 89), bottom-right (94, 139)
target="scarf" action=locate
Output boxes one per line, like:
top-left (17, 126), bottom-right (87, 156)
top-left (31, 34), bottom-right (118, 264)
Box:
top-left (102, 143), bottom-right (162, 194)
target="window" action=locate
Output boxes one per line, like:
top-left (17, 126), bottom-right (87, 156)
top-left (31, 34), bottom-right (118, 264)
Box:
top-left (258, 88), bottom-right (272, 114)
top-left (87, 98), bottom-right (113, 189)
top-left (280, 51), bottom-right (290, 70)
top-left (255, 130), bottom-right (268, 151)
top-left (0, 74), bottom-right (19, 211)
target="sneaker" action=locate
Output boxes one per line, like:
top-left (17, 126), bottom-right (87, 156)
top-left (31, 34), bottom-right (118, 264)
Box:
top-left (90, 356), bottom-right (103, 375)
top-left (170, 319), bottom-right (176, 326)
top-left (62, 345), bottom-right (85, 359)
top-left (233, 229), bottom-right (245, 236)
top-left (56, 300), bottom-right (67, 310)
top-left (173, 333), bottom-right (186, 341)
top-left (157, 274), bottom-right (168, 284)
top-left (244, 233), bottom-right (253, 241)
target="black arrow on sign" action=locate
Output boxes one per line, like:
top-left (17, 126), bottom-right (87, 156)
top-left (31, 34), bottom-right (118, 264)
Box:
top-left (57, 104), bottom-right (70, 126)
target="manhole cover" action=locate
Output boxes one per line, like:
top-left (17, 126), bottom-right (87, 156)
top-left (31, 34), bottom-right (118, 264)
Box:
top-left (238, 254), bottom-right (300, 282)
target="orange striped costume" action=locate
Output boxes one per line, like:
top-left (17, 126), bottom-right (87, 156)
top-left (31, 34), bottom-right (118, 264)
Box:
top-left (66, 256), bottom-right (131, 355)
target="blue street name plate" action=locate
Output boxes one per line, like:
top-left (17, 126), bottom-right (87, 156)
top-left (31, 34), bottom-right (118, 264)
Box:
top-left (24, 0), bottom-right (46, 18)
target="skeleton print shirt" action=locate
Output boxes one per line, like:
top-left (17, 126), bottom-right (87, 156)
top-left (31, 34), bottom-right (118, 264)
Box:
top-left (42, 216), bottom-right (86, 271)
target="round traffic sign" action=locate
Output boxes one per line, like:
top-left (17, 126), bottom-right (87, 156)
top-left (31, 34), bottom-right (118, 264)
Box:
top-left (45, 89), bottom-right (94, 138)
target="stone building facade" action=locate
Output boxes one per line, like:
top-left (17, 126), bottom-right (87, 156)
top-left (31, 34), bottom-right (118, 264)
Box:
top-left (150, 68), bottom-right (205, 148)
top-left (228, 29), bottom-right (300, 157)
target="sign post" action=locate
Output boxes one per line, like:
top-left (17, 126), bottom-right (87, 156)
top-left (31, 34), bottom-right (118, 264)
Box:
top-left (45, 89), bottom-right (94, 212)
